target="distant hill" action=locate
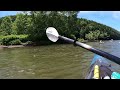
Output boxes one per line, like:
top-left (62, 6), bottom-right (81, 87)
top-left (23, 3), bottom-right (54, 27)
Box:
top-left (77, 18), bottom-right (120, 40)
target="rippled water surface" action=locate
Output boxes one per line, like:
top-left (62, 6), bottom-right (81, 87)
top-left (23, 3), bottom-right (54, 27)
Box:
top-left (0, 40), bottom-right (120, 79)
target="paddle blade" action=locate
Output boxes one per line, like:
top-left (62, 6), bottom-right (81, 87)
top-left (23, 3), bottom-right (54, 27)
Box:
top-left (46, 27), bottom-right (59, 42)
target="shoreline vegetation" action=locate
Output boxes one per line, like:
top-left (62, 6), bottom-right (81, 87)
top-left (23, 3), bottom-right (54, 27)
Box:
top-left (0, 11), bottom-right (120, 47)
top-left (0, 39), bottom-right (117, 49)
top-left (0, 45), bottom-right (24, 48)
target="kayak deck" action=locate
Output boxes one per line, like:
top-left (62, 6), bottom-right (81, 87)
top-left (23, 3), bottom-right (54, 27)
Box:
top-left (85, 54), bottom-right (120, 79)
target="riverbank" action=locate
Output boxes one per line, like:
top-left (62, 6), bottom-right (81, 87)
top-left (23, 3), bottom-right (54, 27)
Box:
top-left (0, 40), bottom-right (101, 49)
top-left (0, 45), bottom-right (25, 48)
top-left (0, 40), bottom-right (117, 49)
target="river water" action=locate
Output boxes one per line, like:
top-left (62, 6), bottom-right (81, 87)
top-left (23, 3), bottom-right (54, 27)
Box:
top-left (0, 40), bottom-right (120, 79)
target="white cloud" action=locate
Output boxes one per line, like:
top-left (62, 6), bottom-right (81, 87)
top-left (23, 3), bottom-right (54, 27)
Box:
top-left (80, 11), bottom-right (120, 20)
top-left (112, 11), bottom-right (120, 19)
top-left (80, 11), bottom-right (98, 13)
top-left (80, 11), bottom-right (113, 14)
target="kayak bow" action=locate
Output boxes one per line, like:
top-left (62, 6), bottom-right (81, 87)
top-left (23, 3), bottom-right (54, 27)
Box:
top-left (85, 54), bottom-right (120, 79)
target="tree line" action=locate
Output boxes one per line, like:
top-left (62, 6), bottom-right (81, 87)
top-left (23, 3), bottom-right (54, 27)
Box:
top-left (0, 11), bottom-right (120, 45)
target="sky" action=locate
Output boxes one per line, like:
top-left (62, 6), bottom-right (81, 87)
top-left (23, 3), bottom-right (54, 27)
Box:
top-left (78, 11), bottom-right (120, 31)
top-left (0, 11), bottom-right (21, 17)
top-left (0, 11), bottom-right (120, 31)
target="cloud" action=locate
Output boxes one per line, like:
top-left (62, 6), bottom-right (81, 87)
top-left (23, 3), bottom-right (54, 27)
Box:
top-left (80, 11), bottom-right (113, 15)
top-left (80, 11), bottom-right (111, 17)
top-left (80, 11), bottom-right (120, 20)
top-left (80, 11), bottom-right (98, 14)
top-left (79, 11), bottom-right (109, 18)
top-left (112, 11), bottom-right (120, 19)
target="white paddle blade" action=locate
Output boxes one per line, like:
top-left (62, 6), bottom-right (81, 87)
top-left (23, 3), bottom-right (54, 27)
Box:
top-left (46, 27), bottom-right (59, 42)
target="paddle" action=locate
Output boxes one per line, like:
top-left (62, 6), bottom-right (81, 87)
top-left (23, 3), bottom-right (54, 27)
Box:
top-left (46, 27), bottom-right (120, 65)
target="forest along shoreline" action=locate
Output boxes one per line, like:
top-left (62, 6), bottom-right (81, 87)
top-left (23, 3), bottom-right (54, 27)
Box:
top-left (0, 39), bottom-right (111, 49)
top-left (0, 11), bottom-right (120, 48)
top-left (0, 41), bottom-right (39, 48)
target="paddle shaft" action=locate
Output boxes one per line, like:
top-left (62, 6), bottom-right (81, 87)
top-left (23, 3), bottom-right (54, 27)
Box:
top-left (59, 35), bottom-right (120, 65)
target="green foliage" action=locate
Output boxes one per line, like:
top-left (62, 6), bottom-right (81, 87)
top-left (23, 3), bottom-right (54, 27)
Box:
top-left (12, 13), bottom-right (31, 34)
top-left (85, 31), bottom-right (95, 41)
top-left (85, 30), bottom-right (109, 41)
top-left (78, 38), bottom-right (85, 42)
top-left (26, 41), bottom-right (33, 45)
top-left (0, 11), bottom-right (120, 45)
top-left (9, 39), bottom-right (22, 45)
top-left (77, 18), bottom-right (120, 40)
top-left (0, 16), bottom-right (13, 35)
top-left (1, 35), bottom-right (28, 45)
top-left (27, 11), bottom-right (79, 41)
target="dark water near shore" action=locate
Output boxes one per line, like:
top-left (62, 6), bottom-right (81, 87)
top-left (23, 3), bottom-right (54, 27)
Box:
top-left (0, 40), bottom-right (120, 79)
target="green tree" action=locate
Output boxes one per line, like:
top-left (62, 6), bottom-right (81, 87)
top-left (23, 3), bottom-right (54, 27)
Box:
top-left (0, 16), bottom-right (13, 35)
top-left (13, 13), bottom-right (30, 35)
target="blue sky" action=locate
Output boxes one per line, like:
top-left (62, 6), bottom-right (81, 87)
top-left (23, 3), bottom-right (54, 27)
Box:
top-left (0, 11), bottom-right (120, 32)
top-left (0, 11), bottom-right (21, 17)
top-left (78, 11), bottom-right (120, 31)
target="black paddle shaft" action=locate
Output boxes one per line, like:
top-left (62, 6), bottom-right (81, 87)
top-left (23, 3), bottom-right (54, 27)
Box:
top-left (59, 35), bottom-right (120, 65)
